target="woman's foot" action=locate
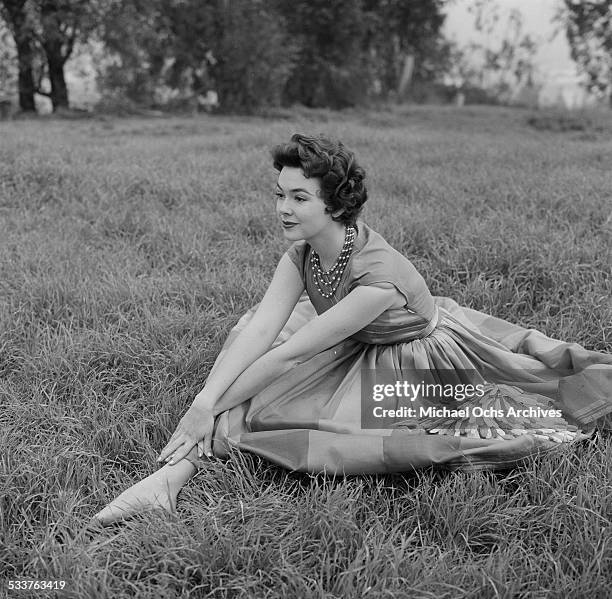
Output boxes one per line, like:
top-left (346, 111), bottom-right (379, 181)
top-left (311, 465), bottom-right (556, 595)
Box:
top-left (91, 459), bottom-right (196, 526)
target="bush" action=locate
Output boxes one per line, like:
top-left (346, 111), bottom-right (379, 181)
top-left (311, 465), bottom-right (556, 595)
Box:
top-left (399, 81), bottom-right (458, 105)
top-left (96, 0), bottom-right (297, 114)
top-left (212, 0), bottom-right (298, 113)
top-left (526, 111), bottom-right (595, 132)
top-left (276, 0), bottom-right (373, 109)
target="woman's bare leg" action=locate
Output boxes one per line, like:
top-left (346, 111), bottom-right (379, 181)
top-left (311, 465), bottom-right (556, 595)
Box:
top-left (91, 448), bottom-right (199, 526)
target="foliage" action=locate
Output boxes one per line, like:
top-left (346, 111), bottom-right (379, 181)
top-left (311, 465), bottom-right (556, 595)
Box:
top-left (272, 0), bottom-right (373, 109)
top-left (35, 0), bottom-right (111, 109)
top-left (447, 0), bottom-right (539, 103)
top-left (2, 0), bottom-right (450, 112)
top-left (560, 0), bottom-right (612, 105)
top-left (96, 0), bottom-right (171, 105)
top-left (0, 0), bottom-right (111, 110)
top-left (526, 110), bottom-right (604, 133)
top-left (272, 0), bottom-right (449, 108)
top-left (363, 0), bottom-right (449, 99)
top-left (98, 0), bottom-right (297, 113)
top-left (97, 0), bottom-right (449, 112)
top-left (0, 15), bottom-right (16, 97)
top-left (0, 0), bottom-right (37, 110)
top-left (205, 0), bottom-right (298, 113)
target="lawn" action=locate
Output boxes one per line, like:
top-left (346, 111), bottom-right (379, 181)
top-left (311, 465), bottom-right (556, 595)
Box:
top-left (1, 105), bottom-right (611, 598)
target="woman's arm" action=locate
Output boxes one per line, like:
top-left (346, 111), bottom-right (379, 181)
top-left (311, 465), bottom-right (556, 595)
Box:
top-left (157, 253), bottom-right (304, 464)
top-left (158, 281), bottom-right (399, 463)
top-left (208, 283), bottom-right (400, 415)
top-left (193, 253), bottom-right (305, 411)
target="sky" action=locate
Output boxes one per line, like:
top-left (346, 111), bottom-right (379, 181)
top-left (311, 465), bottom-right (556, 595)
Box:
top-left (443, 0), bottom-right (593, 107)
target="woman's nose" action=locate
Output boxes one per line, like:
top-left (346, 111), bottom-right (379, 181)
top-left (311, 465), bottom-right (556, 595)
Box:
top-left (278, 198), bottom-right (292, 214)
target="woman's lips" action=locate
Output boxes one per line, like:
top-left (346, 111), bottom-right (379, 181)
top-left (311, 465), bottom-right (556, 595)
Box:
top-left (281, 221), bottom-right (298, 228)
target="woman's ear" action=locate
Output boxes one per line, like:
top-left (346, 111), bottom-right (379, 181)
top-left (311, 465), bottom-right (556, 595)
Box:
top-left (331, 207), bottom-right (345, 218)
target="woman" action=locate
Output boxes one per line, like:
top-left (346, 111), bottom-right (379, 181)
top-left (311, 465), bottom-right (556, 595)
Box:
top-left (93, 134), bottom-right (612, 525)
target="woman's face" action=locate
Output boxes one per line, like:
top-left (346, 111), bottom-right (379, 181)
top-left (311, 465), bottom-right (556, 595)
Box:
top-left (275, 167), bottom-right (336, 242)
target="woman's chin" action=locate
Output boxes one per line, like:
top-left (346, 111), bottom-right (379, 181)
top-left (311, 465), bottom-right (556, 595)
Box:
top-left (281, 227), bottom-right (303, 240)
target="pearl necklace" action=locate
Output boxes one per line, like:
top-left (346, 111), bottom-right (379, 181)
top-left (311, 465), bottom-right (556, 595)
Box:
top-left (310, 225), bottom-right (356, 298)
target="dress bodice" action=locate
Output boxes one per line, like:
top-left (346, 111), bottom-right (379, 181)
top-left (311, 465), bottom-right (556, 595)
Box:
top-left (285, 223), bottom-right (437, 344)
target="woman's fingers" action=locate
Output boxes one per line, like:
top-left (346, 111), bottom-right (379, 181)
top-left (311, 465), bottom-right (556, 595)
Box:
top-left (203, 434), bottom-right (213, 459)
top-left (195, 437), bottom-right (213, 459)
top-left (157, 427), bottom-right (182, 461)
top-left (166, 441), bottom-right (192, 464)
top-left (158, 408), bottom-right (215, 463)
top-left (158, 434), bottom-right (187, 462)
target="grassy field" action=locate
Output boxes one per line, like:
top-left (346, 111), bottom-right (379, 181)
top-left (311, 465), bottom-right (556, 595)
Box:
top-left (1, 105), bottom-right (611, 598)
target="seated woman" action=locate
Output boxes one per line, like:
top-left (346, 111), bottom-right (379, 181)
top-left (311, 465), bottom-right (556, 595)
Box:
top-left (93, 134), bottom-right (612, 525)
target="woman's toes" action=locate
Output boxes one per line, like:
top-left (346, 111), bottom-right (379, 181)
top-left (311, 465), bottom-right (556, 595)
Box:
top-left (92, 483), bottom-right (175, 526)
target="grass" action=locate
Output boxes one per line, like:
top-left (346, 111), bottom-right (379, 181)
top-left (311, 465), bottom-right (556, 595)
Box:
top-left (1, 105), bottom-right (611, 598)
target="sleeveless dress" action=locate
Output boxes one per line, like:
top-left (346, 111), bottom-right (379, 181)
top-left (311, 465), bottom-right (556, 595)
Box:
top-left (196, 223), bottom-right (612, 473)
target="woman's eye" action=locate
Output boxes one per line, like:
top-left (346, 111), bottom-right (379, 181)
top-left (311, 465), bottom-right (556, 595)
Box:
top-left (274, 192), bottom-right (306, 202)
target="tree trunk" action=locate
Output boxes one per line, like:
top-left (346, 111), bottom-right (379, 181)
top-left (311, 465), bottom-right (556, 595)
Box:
top-left (15, 32), bottom-right (36, 111)
top-left (44, 39), bottom-right (69, 110)
top-left (2, 0), bottom-right (36, 111)
top-left (397, 54), bottom-right (415, 97)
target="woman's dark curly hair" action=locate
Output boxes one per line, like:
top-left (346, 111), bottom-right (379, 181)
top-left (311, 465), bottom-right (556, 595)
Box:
top-left (271, 133), bottom-right (367, 227)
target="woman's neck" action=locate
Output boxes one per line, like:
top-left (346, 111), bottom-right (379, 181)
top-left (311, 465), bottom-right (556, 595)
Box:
top-left (308, 223), bottom-right (348, 271)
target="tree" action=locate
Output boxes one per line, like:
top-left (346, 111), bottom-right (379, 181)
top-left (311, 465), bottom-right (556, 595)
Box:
top-left (84, 0), bottom-right (451, 112)
top-left (447, 0), bottom-right (539, 104)
top-left (98, 0), bottom-right (297, 113)
top-left (0, 0), bottom-right (36, 111)
top-left (33, 0), bottom-right (106, 110)
top-left (362, 0), bottom-right (449, 100)
top-left (0, 19), bottom-right (15, 98)
top-left (561, 0), bottom-right (612, 106)
top-left (1, 0), bottom-right (109, 112)
top-left (91, 0), bottom-right (162, 105)
top-left (272, 0), bottom-right (372, 109)
top-left (272, 0), bottom-right (449, 107)
top-left (219, 0), bottom-right (299, 111)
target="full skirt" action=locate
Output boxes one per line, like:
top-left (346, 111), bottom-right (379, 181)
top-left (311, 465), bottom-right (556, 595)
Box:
top-left (199, 294), bottom-right (612, 473)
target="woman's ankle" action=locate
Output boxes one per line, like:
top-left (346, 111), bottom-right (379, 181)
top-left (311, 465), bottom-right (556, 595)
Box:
top-left (157, 454), bottom-right (197, 487)
top-left (180, 445), bottom-right (204, 474)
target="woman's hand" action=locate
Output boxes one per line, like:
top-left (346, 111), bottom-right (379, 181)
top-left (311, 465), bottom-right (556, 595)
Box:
top-left (157, 405), bottom-right (215, 465)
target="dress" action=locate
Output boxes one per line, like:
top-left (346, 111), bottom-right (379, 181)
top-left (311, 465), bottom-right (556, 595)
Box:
top-left (198, 223), bottom-right (612, 473)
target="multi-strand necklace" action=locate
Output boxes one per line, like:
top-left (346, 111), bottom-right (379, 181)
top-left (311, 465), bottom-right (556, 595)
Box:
top-left (310, 225), bottom-right (356, 298)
